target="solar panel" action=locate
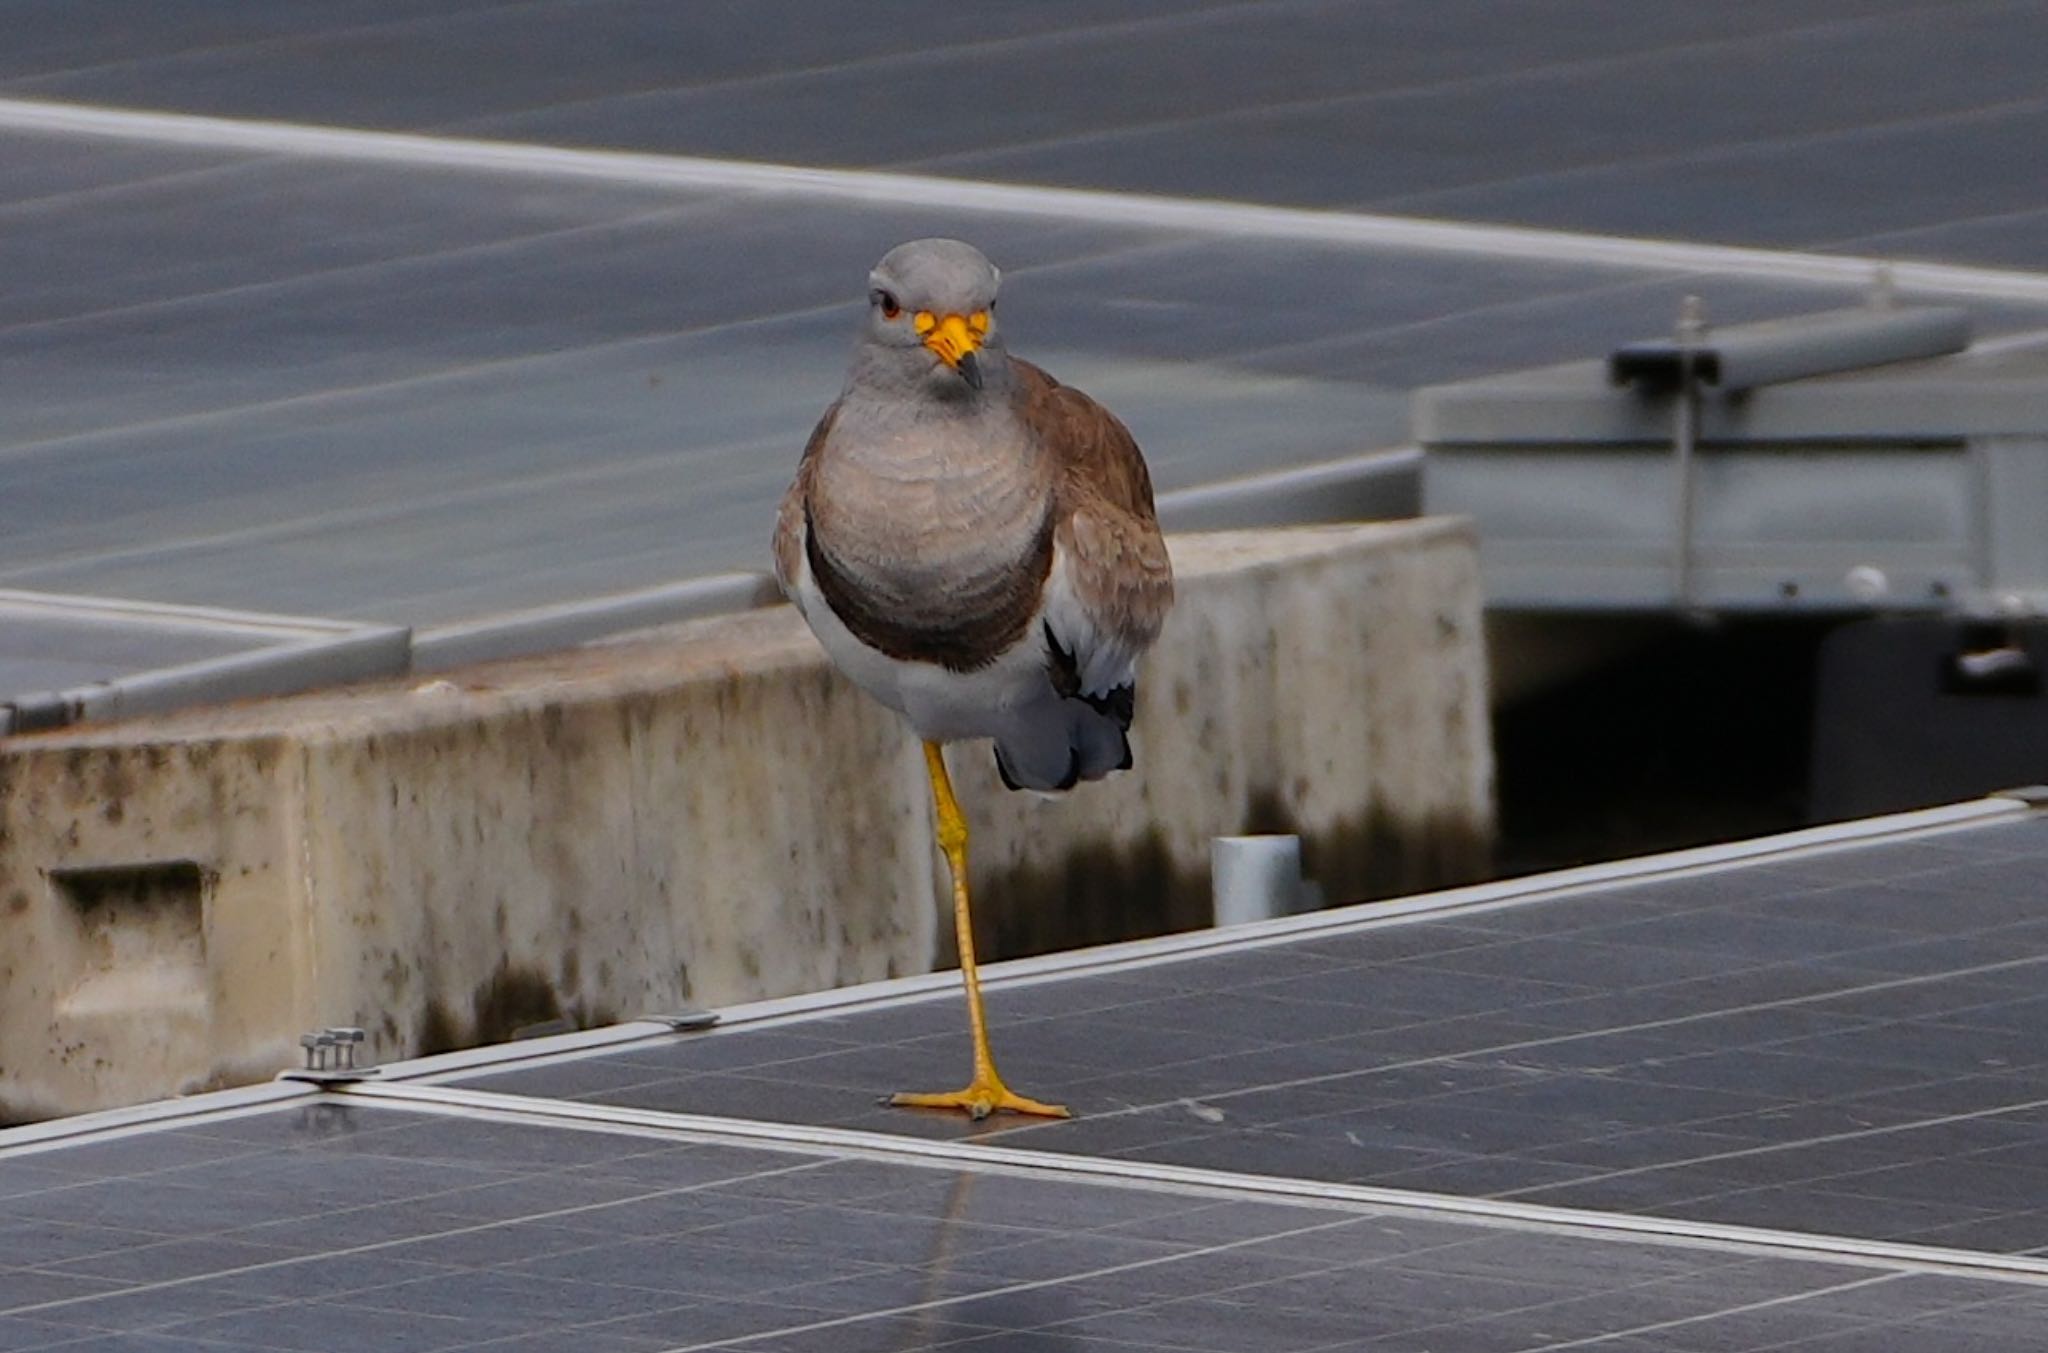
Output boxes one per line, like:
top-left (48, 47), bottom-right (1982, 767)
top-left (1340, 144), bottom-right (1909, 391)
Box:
top-left (9, 1), bottom-right (2048, 269)
top-left (8, 1), bottom-right (2048, 707)
top-left (13, 1100), bottom-right (2048, 1353)
top-left (4, 800), bottom-right (2047, 1349)
top-left (6, 132), bottom-right (2048, 632)
top-left (6, 10), bottom-right (2048, 1348)
top-left (450, 808), bottom-right (2048, 1254)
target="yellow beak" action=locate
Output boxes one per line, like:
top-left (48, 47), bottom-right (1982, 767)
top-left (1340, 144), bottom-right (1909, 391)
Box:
top-left (916, 311), bottom-right (988, 374)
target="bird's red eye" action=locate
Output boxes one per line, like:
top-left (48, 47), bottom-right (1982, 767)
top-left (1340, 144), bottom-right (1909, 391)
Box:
top-left (872, 289), bottom-right (901, 319)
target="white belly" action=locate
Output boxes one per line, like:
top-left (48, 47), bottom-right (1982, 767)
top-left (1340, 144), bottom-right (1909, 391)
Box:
top-left (792, 551), bottom-right (1048, 743)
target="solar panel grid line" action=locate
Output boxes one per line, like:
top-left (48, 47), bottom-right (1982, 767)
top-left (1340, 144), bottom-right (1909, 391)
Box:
top-left (0, 166), bottom-right (706, 324)
top-left (454, 2), bottom-right (1950, 214)
top-left (7, 1096), bottom-right (1902, 1353)
top-left (332, 1081), bottom-right (2048, 1290)
top-left (0, 1121), bottom-right (2007, 1350)
top-left (981, 973), bottom-right (2048, 1161)
top-left (1209, 250), bottom-right (2020, 383)
top-left (1, 810), bottom-right (2045, 1348)
top-left (1485, 1090), bottom-right (2048, 1202)
top-left (376, 796), bottom-right (2029, 1090)
top-left (3, 10), bottom-right (2046, 1344)
top-left (0, 304), bottom-right (810, 473)
top-left (0, 0), bottom-right (1246, 105)
top-left (0, 449), bottom-right (798, 634)
top-left (0, 221), bottom-right (1251, 600)
top-left (442, 0), bottom-right (1294, 118)
top-left (11, 97), bottom-right (2048, 303)
top-left (541, 0), bottom-right (1800, 142)
top-left (890, 0), bottom-right (2032, 183)
top-left (0, 1140), bottom-right (843, 1326)
top-left (13, 147), bottom-right (2048, 633)
top-left (530, 945), bottom-right (2048, 1152)
top-left (1510, 1268), bottom-right (1912, 1353)
top-left (433, 810), bottom-right (2048, 1269)
top-left (630, 1215), bottom-right (1380, 1353)
top-left (0, 170), bottom-right (1803, 488)
top-left (1360, 87), bottom-right (2048, 241)
top-left (0, 0), bottom-right (545, 86)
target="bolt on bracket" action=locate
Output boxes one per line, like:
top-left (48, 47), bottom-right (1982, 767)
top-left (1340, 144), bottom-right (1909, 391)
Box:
top-left (280, 1027), bottom-right (379, 1085)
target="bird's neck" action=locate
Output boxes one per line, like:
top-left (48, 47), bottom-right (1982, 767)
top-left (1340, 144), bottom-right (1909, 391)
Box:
top-left (847, 342), bottom-right (1013, 404)
top-left (836, 347), bottom-right (1027, 447)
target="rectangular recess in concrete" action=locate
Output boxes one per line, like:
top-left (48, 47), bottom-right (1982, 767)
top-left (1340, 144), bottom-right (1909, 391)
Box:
top-left (49, 860), bottom-right (210, 1020)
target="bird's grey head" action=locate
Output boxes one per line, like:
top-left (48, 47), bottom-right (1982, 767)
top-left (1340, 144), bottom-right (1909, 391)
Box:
top-left (855, 238), bottom-right (1004, 399)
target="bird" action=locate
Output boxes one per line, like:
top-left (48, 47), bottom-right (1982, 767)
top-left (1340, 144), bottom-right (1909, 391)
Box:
top-left (774, 238), bottom-right (1173, 1119)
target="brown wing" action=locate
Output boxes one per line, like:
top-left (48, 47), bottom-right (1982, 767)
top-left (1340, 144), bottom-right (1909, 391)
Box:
top-left (1013, 359), bottom-right (1174, 655)
top-left (772, 401), bottom-right (837, 600)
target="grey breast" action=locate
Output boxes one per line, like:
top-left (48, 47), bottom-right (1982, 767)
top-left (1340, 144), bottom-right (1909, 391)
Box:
top-left (804, 397), bottom-right (1055, 673)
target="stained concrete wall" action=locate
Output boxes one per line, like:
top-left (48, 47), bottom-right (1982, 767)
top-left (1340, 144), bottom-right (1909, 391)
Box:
top-left (0, 523), bottom-right (1493, 1121)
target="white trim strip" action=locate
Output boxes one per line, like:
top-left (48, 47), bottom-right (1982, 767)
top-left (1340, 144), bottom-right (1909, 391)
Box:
top-left (0, 1081), bottom-right (316, 1158)
top-left (360, 1018), bottom-right (692, 1084)
top-left (0, 588), bottom-right (373, 638)
top-left (342, 1080), bottom-right (2048, 1287)
top-left (8, 98), bottom-right (2048, 301)
top-left (401, 794), bottom-right (2032, 1087)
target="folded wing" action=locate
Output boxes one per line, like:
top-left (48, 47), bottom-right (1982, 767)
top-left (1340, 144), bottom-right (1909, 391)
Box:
top-left (1016, 359), bottom-right (1174, 703)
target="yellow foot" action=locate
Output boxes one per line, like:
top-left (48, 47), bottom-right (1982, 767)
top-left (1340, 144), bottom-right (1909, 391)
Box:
top-left (889, 1080), bottom-right (1072, 1121)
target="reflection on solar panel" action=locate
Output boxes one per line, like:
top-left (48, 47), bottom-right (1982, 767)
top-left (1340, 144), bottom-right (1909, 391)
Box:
top-left (5, 796), bottom-right (2044, 1348)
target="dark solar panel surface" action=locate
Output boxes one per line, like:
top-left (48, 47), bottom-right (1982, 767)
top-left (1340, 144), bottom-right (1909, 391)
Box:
top-left (17, 127), bottom-right (2038, 631)
top-left (6, 1), bottom-right (2047, 268)
top-left (7, 0), bottom-right (2048, 694)
top-left (463, 814), bottom-right (2048, 1254)
top-left (6, 808), bottom-right (2048, 1347)
top-left (4, 1100), bottom-right (2048, 1352)
top-left (8, 9), bottom-right (2048, 1343)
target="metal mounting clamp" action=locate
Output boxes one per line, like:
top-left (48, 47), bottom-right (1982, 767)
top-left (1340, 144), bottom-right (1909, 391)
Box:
top-left (640, 1008), bottom-right (721, 1032)
top-left (280, 1027), bottom-right (380, 1085)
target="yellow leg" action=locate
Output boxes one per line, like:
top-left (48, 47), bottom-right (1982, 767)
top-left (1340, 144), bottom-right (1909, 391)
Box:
top-left (890, 741), bottom-right (1070, 1121)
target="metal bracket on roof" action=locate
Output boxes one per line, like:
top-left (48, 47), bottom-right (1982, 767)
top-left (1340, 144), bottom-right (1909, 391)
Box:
top-left (1608, 300), bottom-right (1971, 394)
top-left (280, 1027), bottom-right (379, 1085)
top-left (640, 1008), bottom-right (720, 1032)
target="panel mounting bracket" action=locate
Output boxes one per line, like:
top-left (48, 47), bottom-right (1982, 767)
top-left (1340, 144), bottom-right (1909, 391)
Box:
top-left (280, 1027), bottom-right (380, 1085)
top-left (640, 1008), bottom-right (721, 1032)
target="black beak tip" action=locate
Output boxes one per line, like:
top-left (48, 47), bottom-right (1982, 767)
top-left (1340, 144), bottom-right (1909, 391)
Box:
top-left (957, 350), bottom-right (983, 390)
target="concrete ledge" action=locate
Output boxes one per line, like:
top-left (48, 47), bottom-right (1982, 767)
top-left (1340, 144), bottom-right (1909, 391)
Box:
top-left (0, 523), bottom-right (1492, 1120)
